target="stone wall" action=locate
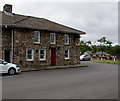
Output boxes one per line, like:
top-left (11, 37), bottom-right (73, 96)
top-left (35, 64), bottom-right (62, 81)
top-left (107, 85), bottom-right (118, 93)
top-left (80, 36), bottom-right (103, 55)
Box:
top-left (3, 28), bottom-right (80, 69)
top-left (2, 28), bottom-right (12, 60)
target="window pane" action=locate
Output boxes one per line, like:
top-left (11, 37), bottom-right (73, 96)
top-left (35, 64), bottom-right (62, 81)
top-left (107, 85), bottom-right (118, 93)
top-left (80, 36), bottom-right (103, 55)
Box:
top-left (40, 49), bottom-right (46, 60)
top-left (28, 54), bottom-right (32, 59)
top-left (65, 50), bottom-right (68, 54)
top-left (50, 33), bottom-right (55, 44)
top-left (40, 50), bottom-right (44, 54)
top-left (65, 54), bottom-right (68, 58)
top-left (64, 34), bottom-right (69, 44)
top-left (40, 55), bottom-right (44, 59)
top-left (65, 49), bottom-right (69, 59)
top-left (34, 31), bottom-right (40, 43)
top-left (27, 49), bottom-right (34, 60)
top-left (28, 50), bottom-right (32, 54)
top-left (34, 33), bottom-right (38, 42)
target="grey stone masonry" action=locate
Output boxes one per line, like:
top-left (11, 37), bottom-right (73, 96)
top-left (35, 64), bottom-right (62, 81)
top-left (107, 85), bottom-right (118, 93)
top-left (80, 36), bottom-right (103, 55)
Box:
top-left (2, 28), bottom-right (80, 69)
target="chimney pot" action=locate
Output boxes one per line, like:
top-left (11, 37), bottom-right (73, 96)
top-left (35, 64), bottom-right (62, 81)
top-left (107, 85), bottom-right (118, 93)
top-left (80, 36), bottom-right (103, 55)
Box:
top-left (3, 4), bottom-right (12, 13)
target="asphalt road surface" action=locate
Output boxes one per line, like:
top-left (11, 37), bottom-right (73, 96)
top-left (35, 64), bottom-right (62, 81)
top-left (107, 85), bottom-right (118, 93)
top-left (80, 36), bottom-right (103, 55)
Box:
top-left (2, 61), bottom-right (118, 99)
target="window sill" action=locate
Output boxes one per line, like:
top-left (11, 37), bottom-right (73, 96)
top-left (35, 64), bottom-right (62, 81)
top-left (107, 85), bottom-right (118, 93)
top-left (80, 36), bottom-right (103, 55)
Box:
top-left (26, 60), bottom-right (34, 61)
top-left (64, 58), bottom-right (70, 60)
top-left (34, 42), bottom-right (40, 45)
top-left (50, 43), bottom-right (56, 45)
top-left (40, 59), bottom-right (46, 62)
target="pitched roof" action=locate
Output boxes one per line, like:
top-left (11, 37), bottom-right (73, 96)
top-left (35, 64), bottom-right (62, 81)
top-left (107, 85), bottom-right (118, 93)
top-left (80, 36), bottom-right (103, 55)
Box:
top-left (95, 51), bottom-right (107, 55)
top-left (85, 51), bottom-right (93, 55)
top-left (1, 11), bottom-right (86, 35)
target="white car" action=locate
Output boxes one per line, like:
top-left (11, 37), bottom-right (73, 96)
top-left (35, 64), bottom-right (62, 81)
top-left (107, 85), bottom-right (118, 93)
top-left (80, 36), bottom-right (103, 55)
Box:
top-left (0, 59), bottom-right (21, 75)
top-left (80, 54), bottom-right (91, 61)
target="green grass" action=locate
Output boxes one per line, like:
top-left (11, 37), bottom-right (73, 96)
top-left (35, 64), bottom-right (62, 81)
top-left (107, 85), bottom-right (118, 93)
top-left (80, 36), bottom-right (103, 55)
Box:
top-left (92, 59), bottom-right (120, 64)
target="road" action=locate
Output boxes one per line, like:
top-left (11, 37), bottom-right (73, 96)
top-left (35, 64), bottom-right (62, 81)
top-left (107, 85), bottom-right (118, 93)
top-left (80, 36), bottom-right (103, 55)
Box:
top-left (2, 61), bottom-right (118, 99)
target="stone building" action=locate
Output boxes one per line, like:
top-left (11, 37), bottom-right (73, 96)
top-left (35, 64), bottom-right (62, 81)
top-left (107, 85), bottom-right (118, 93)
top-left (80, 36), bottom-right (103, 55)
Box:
top-left (0, 4), bottom-right (86, 69)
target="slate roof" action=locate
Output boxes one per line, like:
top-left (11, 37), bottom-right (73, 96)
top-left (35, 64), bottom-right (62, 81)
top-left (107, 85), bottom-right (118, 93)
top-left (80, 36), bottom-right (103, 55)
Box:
top-left (85, 51), bottom-right (93, 55)
top-left (0, 11), bottom-right (86, 35)
top-left (95, 51), bottom-right (107, 55)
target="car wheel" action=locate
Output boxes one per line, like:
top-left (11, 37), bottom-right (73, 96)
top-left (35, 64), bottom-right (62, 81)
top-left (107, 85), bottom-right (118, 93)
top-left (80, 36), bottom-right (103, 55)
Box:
top-left (8, 68), bottom-right (16, 75)
top-left (83, 59), bottom-right (85, 61)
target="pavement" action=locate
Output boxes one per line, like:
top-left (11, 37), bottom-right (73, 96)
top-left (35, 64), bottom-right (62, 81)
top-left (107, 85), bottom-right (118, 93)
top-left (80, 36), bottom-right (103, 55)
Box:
top-left (2, 61), bottom-right (118, 99)
top-left (20, 64), bottom-right (88, 72)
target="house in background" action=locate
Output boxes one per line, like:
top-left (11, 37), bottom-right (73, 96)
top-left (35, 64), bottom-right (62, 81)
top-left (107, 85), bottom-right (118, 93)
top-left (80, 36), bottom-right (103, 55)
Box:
top-left (84, 51), bottom-right (93, 56)
top-left (95, 51), bottom-right (107, 57)
top-left (0, 4), bottom-right (86, 69)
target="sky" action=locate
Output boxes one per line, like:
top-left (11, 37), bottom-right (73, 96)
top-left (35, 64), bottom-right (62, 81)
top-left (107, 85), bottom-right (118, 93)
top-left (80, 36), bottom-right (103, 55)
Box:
top-left (0, 0), bottom-right (118, 45)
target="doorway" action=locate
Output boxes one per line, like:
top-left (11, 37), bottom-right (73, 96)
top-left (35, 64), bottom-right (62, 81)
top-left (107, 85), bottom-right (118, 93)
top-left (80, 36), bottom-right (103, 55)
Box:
top-left (4, 50), bottom-right (11, 63)
top-left (51, 48), bottom-right (56, 66)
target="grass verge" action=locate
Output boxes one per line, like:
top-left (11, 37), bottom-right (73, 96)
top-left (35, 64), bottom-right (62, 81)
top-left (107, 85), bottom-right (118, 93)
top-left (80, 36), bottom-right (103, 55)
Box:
top-left (92, 59), bottom-right (120, 64)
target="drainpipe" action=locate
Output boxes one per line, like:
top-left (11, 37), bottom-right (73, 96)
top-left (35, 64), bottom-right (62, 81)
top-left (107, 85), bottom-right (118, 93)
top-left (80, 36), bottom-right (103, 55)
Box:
top-left (11, 29), bottom-right (14, 63)
top-left (0, 27), bottom-right (2, 59)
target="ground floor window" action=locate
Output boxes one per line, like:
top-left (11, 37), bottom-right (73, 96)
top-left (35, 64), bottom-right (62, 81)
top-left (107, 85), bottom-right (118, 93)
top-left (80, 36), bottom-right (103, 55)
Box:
top-left (26, 49), bottom-right (34, 61)
top-left (39, 49), bottom-right (46, 60)
top-left (64, 49), bottom-right (70, 59)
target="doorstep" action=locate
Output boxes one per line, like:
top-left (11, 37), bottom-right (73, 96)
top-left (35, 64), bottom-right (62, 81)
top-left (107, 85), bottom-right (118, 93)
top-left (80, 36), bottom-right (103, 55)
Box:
top-left (21, 64), bottom-right (88, 72)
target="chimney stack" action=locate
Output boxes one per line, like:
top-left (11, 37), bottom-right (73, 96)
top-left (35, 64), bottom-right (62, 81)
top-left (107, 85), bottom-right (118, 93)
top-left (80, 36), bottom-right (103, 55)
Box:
top-left (3, 4), bottom-right (12, 13)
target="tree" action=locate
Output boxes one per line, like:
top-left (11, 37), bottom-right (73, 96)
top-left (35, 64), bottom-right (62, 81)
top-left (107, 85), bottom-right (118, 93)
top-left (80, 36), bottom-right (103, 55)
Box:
top-left (80, 40), bottom-right (92, 54)
top-left (80, 37), bottom-right (119, 59)
top-left (97, 37), bottom-right (110, 54)
top-left (113, 45), bottom-right (120, 59)
top-left (80, 40), bottom-right (86, 45)
top-left (86, 41), bottom-right (92, 46)
top-left (91, 45), bottom-right (98, 53)
top-left (97, 37), bottom-right (107, 45)
top-left (106, 40), bottom-right (113, 47)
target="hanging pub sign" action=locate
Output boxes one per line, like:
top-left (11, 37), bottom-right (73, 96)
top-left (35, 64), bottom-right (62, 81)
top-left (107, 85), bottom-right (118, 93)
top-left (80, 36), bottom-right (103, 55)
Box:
top-left (75, 38), bottom-right (80, 46)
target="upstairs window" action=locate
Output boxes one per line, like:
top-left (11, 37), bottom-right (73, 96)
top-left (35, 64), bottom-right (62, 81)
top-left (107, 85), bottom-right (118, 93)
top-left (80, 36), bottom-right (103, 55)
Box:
top-left (26, 49), bottom-right (34, 61)
top-left (50, 33), bottom-right (56, 44)
top-left (64, 34), bottom-right (69, 45)
top-left (34, 31), bottom-right (40, 43)
top-left (39, 49), bottom-right (46, 60)
top-left (64, 49), bottom-right (70, 59)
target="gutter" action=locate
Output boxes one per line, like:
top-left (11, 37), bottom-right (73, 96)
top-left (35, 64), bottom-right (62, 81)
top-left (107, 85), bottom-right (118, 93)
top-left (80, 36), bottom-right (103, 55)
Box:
top-left (1, 24), bottom-right (86, 35)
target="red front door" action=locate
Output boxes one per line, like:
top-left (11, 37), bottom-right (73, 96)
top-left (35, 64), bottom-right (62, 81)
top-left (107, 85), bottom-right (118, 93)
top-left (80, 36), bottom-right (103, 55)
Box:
top-left (51, 48), bottom-right (56, 66)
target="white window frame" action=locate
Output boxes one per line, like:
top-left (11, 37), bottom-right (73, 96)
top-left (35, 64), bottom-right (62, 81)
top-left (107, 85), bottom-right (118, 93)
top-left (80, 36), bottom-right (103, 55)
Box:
top-left (26, 49), bottom-right (34, 61)
top-left (39, 49), bottom-right (46, 61)
top-left (34, 31), bottom-right (40, 44)
top-left (64, 49), bottom-right (70, 59)
top-left (50, 33), bottom-right (56, 44)
top-left (64, 34), bottom-right (69, 45)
